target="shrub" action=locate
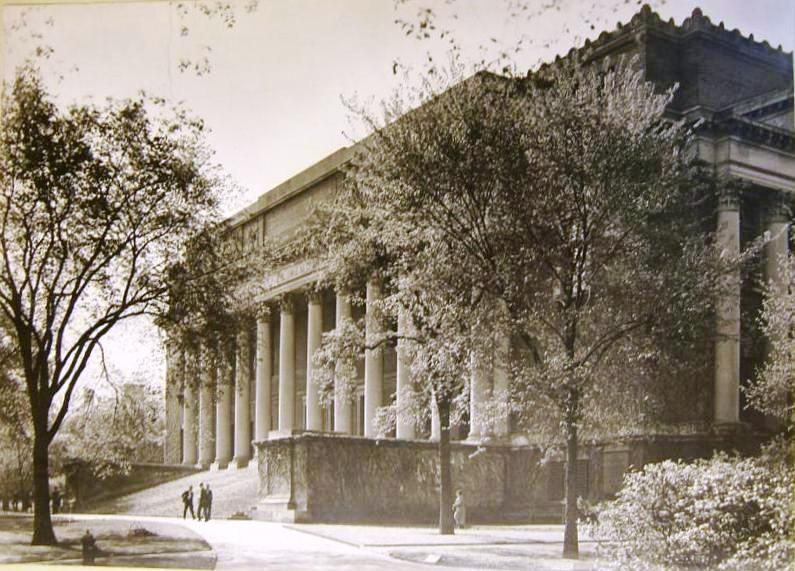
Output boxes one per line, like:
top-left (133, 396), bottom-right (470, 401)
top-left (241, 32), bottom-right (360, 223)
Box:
top-left (590, 440), bottom-right (793, 570)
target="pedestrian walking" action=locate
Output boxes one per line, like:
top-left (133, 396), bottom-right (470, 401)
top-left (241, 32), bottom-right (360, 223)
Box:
top-left (453, 489), bottom-right (467, 528)
top-left (52, 486), bottom-right (62, 514)
top-left (197, 483), bottom-right (207, 521)
top-left (181, 485), bottom-right (195, 519)
top-left (204, 484), bottom-right (213, 521)
top-left (81, 529), bottom-right (98, 565)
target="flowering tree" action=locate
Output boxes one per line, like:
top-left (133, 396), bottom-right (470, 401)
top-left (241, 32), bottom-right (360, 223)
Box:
top-left (0, 65), bottom-right (222, 545)
top-left (746, 254), bottom-right (795, 422)
top-left (591, 441), bottom-right (794, 570)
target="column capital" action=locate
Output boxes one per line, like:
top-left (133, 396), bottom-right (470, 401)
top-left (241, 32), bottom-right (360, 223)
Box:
top-left (717, 186), bottom-right (740, 211)
top-left (767, 191), bottom-right (791, 223)
top-left (278, 293), bottom-right (295, 314)
top-left (306, 288), bottom-right (323, 305)
top-left (256, 303), bottom-right (272, 321)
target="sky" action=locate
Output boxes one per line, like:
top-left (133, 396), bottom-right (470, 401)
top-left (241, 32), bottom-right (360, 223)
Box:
top-left (1, 0), bottom-right (793, 390)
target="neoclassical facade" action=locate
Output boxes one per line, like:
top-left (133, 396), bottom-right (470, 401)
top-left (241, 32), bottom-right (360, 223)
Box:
top-left (163, 7), bottom-right (794, 522)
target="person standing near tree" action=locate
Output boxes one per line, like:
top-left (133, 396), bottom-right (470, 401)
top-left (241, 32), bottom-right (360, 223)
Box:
top-left (453, 490), bottom-right (466, 529)
top-left (181, 485), bottom-right (195, 520)
top-left (51, 487), bottom-right (62, 515)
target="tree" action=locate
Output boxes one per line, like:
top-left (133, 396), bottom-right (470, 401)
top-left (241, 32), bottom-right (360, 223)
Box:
top-left (746, 252), bottom-right (795, 424)
top-left (0, 65), bottom-right (222, 545)
top-left (53, 383), bottom-right (164, 479)
top-left (314, 56), bottom-right (723, 555)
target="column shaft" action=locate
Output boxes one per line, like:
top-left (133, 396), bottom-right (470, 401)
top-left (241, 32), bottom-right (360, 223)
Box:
top-left (765, 207), bottom-right (789, 292)
top-left (364, 280), bottom-right (384, 437)
top-left (430, 392), bottom-right (441, 442)
top-left (492, 332), bottom-right (511, 437)
top-left (468, 349), bottom-right (490, 440)
top-left (182, 371), bottom-right (198, 466)
top-left (396, 309), bottom-right (416, 439)
top-left (278, 300), bottom-right (296, 432)
top-left (714, 196), bottom-right (741, 424)
top-left (214, 350), bottom-right (234, 468)
top-left (197, 351), bottom-right (216, 468)
top-left (163, 342), bottom-right (183, 464)
top-left (306, 294), bottom-right (323, 431)
top-left (233, 329), bottom-right (252, 467)
top-left (255, 314), bottom-right (272, 442)
top-left (334, 292), bottom-right (353, 434)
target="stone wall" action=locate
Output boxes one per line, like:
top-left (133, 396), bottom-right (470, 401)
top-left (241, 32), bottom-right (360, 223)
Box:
top-left (254, 433), bottom-right (521, 524)
top-left (252, 430), bottom-right (768, 524)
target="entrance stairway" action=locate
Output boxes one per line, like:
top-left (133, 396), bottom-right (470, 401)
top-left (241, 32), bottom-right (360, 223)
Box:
top-left (88, 465), bottom-right (259, 520)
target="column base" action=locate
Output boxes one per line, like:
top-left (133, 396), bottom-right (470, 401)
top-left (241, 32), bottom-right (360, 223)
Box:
top-left (196, 460), bottom-right (214, 470)
top-left (711, 421), bottom-right (750, 437)
top-left (232, 456), bottom-right (251, 469)
top-left (210, 459), bottom-right (231, 471)
top-left (251, 498), bottom-right (298, 523)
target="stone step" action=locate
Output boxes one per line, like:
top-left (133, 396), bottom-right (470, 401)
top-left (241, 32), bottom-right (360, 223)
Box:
top-left (89, 464), bottom-right (259, 520)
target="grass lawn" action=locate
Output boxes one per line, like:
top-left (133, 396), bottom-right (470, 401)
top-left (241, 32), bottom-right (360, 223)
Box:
top-left (0, 514), bottom-right (214, 568)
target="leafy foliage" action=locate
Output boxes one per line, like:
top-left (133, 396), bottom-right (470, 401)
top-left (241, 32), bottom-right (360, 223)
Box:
top-left (590, 440), bottom-right (794, 570)
top-left (305, 54), bottom-right (726, 552)
top-left (0, 63), bottom-right (223, 544)
top-left (52, 385), bottom-right (164, 480)
top-left (747, 253), bottom-right (795, 421)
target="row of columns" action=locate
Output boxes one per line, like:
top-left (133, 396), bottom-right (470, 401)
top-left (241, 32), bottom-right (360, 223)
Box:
top-left (713, 189), bottom-right (790, 425)
top-left (164, 189), bottom-right (790, 466)
top-left (166, 281), bottom-right (513, 467)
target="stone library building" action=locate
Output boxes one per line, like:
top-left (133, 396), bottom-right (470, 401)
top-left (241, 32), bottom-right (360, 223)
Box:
top-left (162, 6), bottom-right (794, 523)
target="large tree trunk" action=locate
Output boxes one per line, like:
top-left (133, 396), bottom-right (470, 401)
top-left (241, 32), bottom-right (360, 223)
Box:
top-left (438, 397), bottom-right (454, 535)
top-left (31, 417), bottom-right (56, 545)
top-left (562, 386), bottom-right (579, 559)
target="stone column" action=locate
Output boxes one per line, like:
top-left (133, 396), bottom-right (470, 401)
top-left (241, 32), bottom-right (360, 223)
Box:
top-left (163, 340), bottom-right (183, 464)
top-left (278, 296), bottom-right (296, 432)
top-left (255, 308), bottom-right (272, 443)
top-left (430, 392), bottom-right (441, 442)
top-left (364, 278), bottom-right (384, 437)
top-left (197, 348), bottom-right (217, 468)
top-left (334, 291), bottom-right (353, 434)
top-left (468, 348), bottom-right (490, 440)
top-left (765, 194), bottom-right (790, 292)
top-left (305, 292), bottom-right (323, 431)
top-left (213, 346), bottom-right (234, 469)
top-left (714, 188), bottom-right (741, 425)
top-left (492, 331), bottom-right (511, 437)
top-left (396, 308), bottom-right (416, 439)
top-left (233, 328), bottom-right (252, 468)
top-left (182, 365), bottom-right (198, 466)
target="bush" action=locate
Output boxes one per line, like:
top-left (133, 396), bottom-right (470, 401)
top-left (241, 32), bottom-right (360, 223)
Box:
top-left (590, 440), bottom-right (793, 570)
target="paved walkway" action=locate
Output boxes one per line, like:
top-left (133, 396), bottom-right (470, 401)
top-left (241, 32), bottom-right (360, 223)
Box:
top-left (26, 514), bottom-right (599, 570)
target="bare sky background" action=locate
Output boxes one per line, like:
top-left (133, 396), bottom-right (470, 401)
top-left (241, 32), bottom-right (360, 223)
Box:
top-left (1, 0), bottom-right (793, 391)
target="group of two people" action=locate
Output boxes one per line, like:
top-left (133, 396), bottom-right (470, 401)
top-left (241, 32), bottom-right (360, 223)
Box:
top-left (181, 483), bottom-right (213, 521)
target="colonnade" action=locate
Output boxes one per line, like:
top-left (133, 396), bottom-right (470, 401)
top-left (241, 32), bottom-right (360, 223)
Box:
top-left (164, 281), bottom-right (512, 467)
top-left (163, 188), bottom-right (790, 466)
top-left (713, 188), bottom-right (790, 425)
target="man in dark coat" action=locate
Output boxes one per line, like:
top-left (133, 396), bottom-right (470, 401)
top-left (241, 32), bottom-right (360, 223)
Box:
top-left (197, 483), bottom-right (207, 521)
top-left (181, 485), bottom-right (195, 519)
top-left (204, 484), bottom-right (213, 521)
